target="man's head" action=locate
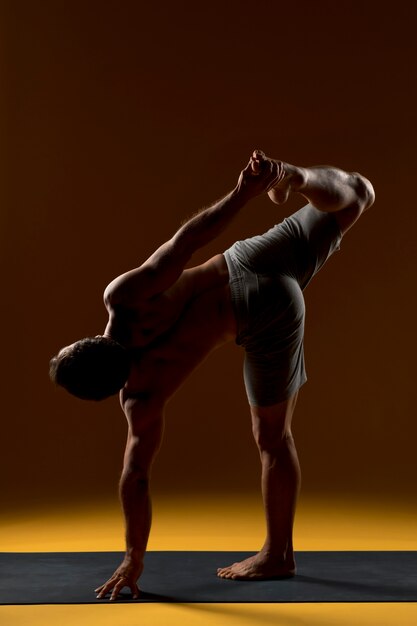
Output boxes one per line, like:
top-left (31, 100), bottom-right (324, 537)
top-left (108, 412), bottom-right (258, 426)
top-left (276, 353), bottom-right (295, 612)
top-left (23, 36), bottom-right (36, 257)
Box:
top-left (49, 336), bottom-right (131, 401)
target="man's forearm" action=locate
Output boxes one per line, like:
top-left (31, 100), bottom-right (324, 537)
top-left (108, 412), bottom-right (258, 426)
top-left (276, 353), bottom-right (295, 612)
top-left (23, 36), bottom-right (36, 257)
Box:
top-left (174, 157), bottom-right (282, 255)
top-left (119, 472), bottom-right (152, 562)
top-left (94, 472), bottom-right (149, 600)
top-left (175, 186), bottom-right (247, 253)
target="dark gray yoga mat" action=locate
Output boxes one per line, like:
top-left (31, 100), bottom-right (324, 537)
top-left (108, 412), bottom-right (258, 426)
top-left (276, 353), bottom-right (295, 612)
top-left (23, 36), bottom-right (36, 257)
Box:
top-left (1, 551), bottom-right (417, 604)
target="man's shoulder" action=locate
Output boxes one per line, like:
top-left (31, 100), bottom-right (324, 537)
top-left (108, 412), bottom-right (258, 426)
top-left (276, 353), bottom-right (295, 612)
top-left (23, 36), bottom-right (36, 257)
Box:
top-left (103, 266), bottom-right (155, 308)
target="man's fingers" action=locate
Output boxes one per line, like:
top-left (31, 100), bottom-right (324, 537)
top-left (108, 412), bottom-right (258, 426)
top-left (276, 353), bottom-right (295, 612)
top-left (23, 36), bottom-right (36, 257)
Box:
top-left (250, 155), bottom-right (266, 175)
top-left (251, 149), bottom-right (267, 174)
top-left (251, 161), bottom-right (262, 175)
top-left (110, 578), bottom-right (128, 602)
top-left (242, 159), bottom-right (260, 177)
top-left (240, 154), bottom-right (283, 191)
top-left (97, 585), bottom-right (113, 600)
top-left (96, 585), bottom-right (113, 598)
top-left (243, 160), bottom-right (253, 173)
top-left (96, 577), bottom-right (137, 601)
top-left (96, 578), bottom-right (117, 598)
top-left (243, 150), bottom-right (269, 177)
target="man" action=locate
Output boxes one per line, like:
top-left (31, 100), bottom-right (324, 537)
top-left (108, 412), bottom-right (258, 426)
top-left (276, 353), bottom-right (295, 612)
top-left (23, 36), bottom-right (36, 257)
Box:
top-left (50, 150), bottom-right (375, 600)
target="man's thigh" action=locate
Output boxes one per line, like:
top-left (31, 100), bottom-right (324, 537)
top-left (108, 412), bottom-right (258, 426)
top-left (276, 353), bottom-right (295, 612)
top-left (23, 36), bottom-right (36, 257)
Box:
top-left (241, 274), bottom-right (307, 407)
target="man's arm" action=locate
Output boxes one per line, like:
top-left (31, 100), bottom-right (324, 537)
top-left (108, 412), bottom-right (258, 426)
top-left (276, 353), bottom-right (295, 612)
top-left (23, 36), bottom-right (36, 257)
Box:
top-left (104, 154), bottom-right (283, 307)
top-left (95, 396), bottom-right (164, 601)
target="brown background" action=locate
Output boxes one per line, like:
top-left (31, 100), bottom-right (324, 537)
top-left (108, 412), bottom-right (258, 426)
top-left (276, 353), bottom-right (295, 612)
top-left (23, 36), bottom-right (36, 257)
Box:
top-left (1, 0), bottom-right (416, 511)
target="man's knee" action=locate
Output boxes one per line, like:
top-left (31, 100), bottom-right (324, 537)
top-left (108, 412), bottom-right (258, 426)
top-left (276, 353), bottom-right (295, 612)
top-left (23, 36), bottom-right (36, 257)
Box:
top-left (250, 395), bottom-right (297, 454)
top-left (332, 173), bottom-right (375, 235)
top-left (351, 172), bottom-right (375, 212)
top-left (255, 429), bottom-right (295, 457)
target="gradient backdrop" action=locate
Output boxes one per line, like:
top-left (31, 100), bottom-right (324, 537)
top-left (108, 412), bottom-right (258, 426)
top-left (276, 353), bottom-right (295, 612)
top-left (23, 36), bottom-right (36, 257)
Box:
top-left (1, 0), bottom-right (416, 516)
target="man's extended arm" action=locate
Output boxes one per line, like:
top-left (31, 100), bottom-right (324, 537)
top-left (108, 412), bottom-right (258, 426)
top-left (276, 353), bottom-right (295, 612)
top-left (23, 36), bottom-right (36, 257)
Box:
top-left (95, 396), bottom-right (164, 601)
top-left (104, 154), bottom-right (284, 306)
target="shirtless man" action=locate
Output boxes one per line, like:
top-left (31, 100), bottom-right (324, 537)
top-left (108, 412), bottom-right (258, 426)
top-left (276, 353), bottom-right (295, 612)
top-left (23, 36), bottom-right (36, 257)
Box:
top-left (49, 150), bottom-right (375, 600)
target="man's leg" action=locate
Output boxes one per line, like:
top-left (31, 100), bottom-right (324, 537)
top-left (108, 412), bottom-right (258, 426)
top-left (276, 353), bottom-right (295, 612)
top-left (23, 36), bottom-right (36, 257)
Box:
top-left (259, 151), bottom-right (375, 235)
top-left (217, 392), bottom-right (300, 580)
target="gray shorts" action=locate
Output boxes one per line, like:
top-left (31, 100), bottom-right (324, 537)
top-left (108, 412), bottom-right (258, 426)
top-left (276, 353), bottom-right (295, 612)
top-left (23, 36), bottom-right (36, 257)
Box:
top-left (223, 203), bottom-right (342, 407)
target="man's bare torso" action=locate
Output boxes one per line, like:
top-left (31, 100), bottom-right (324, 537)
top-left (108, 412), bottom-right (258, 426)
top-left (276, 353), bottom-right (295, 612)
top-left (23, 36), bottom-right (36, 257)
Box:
top-left (104, 254), bottom-right (236, 402)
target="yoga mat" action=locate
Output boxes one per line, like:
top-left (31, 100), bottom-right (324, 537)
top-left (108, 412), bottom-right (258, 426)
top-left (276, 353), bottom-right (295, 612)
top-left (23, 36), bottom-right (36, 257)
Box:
top-left (1, 551), bottom-right (416, 604)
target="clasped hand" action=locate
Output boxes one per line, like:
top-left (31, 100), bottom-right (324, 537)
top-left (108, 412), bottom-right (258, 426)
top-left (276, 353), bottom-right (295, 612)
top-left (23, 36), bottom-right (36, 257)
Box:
top-left (237, 150), bottom-right (285, 199)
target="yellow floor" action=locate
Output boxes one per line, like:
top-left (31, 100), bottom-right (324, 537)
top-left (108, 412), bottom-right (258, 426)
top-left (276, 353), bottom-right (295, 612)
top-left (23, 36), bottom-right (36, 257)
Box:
top-left (1, 493), bottom-right (416, 626)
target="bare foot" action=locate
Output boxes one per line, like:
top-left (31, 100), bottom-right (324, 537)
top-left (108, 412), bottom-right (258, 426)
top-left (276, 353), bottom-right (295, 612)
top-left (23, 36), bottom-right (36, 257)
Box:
top-left (267, 162), bottom-right (308, 205)
top-left (249, 149), bottom-right (284, 176)
top-left (216, 551), bottom-right (296, 581)
top-left (250, 151), bottom-right (307, 205)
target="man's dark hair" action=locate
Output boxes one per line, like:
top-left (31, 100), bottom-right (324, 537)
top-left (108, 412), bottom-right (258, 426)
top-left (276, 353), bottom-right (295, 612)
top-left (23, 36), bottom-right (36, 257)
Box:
top-left (49, 336), bottom-right (131, 401)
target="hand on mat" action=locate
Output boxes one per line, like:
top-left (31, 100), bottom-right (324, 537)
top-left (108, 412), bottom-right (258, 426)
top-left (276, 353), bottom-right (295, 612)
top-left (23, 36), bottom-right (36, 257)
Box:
top-left (95, 556), bottom-right (143, 601)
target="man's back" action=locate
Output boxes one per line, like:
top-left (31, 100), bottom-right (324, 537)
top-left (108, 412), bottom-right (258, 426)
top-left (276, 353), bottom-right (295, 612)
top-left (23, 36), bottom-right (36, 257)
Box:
top-left (105, 253), bottom-right (236, 401)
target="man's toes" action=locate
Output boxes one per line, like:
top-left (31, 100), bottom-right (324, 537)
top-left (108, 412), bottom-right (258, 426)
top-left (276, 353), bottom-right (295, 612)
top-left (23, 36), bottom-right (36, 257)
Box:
top-left (217, 566), bottom-right (235, 579)
top-left (217, 568), bottom-right (228, 577)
